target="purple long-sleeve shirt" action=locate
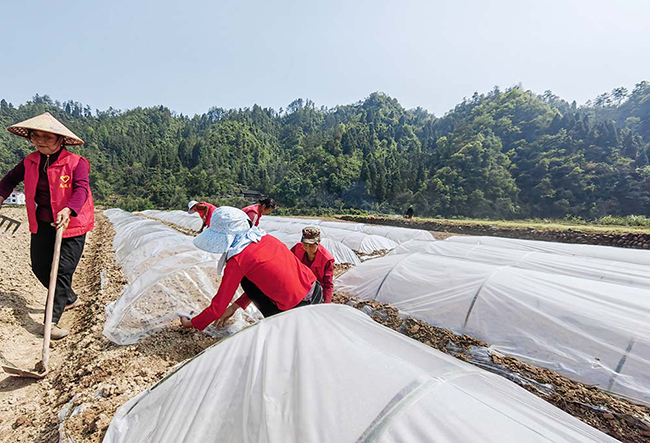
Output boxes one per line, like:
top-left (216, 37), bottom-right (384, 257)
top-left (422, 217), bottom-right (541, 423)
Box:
top-left (0, 149), bottom-right (90, 222)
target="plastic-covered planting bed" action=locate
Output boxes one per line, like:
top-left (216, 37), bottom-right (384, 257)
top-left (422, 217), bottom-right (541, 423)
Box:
top-left (258, 218), bottom-right (397, 255)
top-left (257, 218), bottom-right (317, 233)
top-left (336, 251), bottom-right (650, 406)
top-left (104, 305), bottom-right (616, 443)
top-left (358, 223), bottom-right (435, 243)
top-left (393, 239), bottom-right (650, 290)
top-left (140, 209), bottom-right (203, 231)
top-left (104, 209), bottom-right (261, 345)
top-left (120, 236), bottom-right (197, 282)
top-left (320, 226), bottom-right (398, 254)
top-left (262, 216), bottom-right (436, 244)
top-left (449, 235), bottom-right (650, 266)
top-left (317, 220), bottom-right (436, 243)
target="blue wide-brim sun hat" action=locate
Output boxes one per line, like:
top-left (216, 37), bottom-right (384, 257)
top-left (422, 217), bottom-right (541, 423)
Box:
top-left (193, 206), bottom-right (251, 253)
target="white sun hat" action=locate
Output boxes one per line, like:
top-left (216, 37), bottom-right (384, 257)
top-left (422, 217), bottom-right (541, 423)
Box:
top-left (193, 207), bottom-right (252, 254)
top-left (7, 112), bottom-right (84, 145)
top-left (187, 200), bottom-right (199, 214)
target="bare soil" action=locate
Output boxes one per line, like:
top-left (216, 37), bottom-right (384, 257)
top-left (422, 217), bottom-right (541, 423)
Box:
top-left (0, 209), bottom-right (218, 442)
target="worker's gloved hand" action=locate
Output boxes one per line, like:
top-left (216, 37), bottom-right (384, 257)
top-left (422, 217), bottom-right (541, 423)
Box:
top-left (53, 207), bottom-right (72, 230)
top-left (180, 316), bottom-right (193, 329)
top-left (215, 303), bottom-right (239, 328)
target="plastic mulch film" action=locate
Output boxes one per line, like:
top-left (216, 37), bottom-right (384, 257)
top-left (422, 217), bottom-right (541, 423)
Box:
top-left (120, 236), bottom-right (197, 282)
top-left (140, 209), bottom-right (203, 231)
top-left (319, 227), bottom-right (397, 254)
top-left (359, 224), bottom-right (435, 243)
top-left (335, 252), bottom-right (650, 406)
top-left (264, 217), bottom-right (435, 244)
top-left (448, 235), bottom-right (650, 267)
top-left (260, 218), bottom-right (398, 254)
top-left (393, 239), bottom-right (650, 290)
top-left (319, 238), bottom-right (361, 266)
top-left (104, 209), bottom-right (261, 345)
top-left (104, 305), bottom-right (617, 443)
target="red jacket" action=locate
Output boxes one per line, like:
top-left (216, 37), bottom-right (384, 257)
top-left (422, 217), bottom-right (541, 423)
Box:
top-left (195, 202), bottom-right (217, 227)
top-left (242, 204), bottom-right (262, 226)
top-left (191, 235), bottom-right (316, 330)
top-left (291, 243), bottom-right (335, 303)
top-left (24, 149), bottom-right (94, 238)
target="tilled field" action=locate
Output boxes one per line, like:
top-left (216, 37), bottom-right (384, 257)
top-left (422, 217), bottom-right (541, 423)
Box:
top-left (0, 209), bottom-right (218, 442)
top-left (0, 208), bottom-right (649, 442)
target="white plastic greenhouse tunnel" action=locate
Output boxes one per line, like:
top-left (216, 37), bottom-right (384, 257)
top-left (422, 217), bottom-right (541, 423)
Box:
top-left (103, 305), bottom-right (617, 443)
top-left (259, 217), bottom-right (401, 254)
top-left (448, 235), bottom-right (650, 267)
top-left (104, 209), bottom-right (261, 345)
top-left (336, 246), bottom-right (650, 406)
top-left (261, 216), bottom-right (435, 245)
top-left (140, 209), bottom-right (204, 231)
top-left (393, 239), bottom-right (650, 290)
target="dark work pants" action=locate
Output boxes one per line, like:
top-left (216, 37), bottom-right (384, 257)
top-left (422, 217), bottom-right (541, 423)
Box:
top-left (240, 277), bottom-right (323, 318)
top-left (30, 221), bottom-right (86, 324)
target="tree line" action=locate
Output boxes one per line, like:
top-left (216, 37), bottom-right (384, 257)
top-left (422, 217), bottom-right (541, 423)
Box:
top-left (1, 81), bottom-right (649, 219)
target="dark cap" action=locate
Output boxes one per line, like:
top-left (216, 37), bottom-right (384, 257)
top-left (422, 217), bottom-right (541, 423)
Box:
top-left (301, 226), bottom-right (321, 244)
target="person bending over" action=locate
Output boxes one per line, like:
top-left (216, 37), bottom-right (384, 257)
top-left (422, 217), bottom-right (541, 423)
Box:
top-left (242, 197), bottom-right (276, 227)
top-left (188, 200), bottom-right (217, 233)
top-left (180, 206), bottom-right (322, 331)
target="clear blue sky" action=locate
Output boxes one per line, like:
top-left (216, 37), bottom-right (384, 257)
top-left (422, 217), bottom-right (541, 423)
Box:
top-left (1, 0), bottom-right (648, 116)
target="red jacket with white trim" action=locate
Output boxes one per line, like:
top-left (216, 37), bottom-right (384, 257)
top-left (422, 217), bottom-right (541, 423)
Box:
top-left (191, 235), bottom-right (316, 330)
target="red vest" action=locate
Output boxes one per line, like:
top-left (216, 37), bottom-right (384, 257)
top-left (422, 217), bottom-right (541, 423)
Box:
top-left (291, 243), bottom-right (335, 283)
top-left (24, 149), bottom-right (95, 238)
top-left (242, 204), bottom-right (261, 226)
top-left (195, 202), bottom-right (217, 227)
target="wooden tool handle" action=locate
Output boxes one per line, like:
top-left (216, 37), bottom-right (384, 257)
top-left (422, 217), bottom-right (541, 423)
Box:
top-left (42, 226), bottom-right (64, 370)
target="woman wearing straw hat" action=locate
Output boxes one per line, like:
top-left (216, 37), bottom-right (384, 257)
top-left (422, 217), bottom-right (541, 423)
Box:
top-left (179, 206), bottom-right (322, 331)
top-left (0, 112), bottom-right (94, 339)
top-left (290, 226), bottom-right (335, 303)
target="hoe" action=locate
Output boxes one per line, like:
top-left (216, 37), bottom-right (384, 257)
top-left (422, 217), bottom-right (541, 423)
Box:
top-left (2, 226), bottom-right (63, 378)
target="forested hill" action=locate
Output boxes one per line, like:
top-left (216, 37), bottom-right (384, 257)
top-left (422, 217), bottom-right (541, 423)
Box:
top-left (1, 82), bottom-right (649, 219)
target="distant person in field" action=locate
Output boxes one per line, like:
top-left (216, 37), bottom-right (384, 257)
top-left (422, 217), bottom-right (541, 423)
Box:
top-left (242, 197), bottom-right (276, 227)
top-left (187, 200), bottom-right (217, 233)
top-left (179, 207), bottom-right (322, 331)
top-left (290, 226), bottom-right (335, 303)
top-left (0, 112), bottom-right (94, 340)
top-left (405, 205), bottom-right (414, 219)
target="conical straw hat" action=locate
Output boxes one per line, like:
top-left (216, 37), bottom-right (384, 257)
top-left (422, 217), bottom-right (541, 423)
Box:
top-left (7, 112), bottom-right (84, 145)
